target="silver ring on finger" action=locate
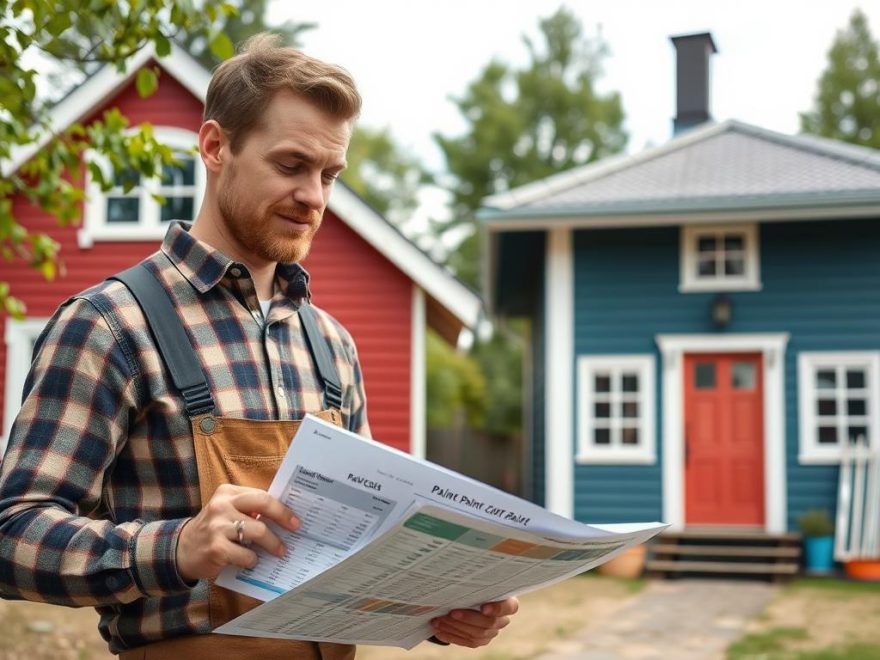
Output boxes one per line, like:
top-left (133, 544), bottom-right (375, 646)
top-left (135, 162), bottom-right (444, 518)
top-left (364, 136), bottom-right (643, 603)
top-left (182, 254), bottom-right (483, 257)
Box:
top-left (233, 519), bottom-right (248, 546)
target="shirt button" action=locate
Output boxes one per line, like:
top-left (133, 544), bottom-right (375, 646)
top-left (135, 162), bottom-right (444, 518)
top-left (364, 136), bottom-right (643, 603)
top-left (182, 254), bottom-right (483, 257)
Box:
top-left (229, 266), bottom-right (243, 278)
top-left (277, 386), bottom-right (286, 398)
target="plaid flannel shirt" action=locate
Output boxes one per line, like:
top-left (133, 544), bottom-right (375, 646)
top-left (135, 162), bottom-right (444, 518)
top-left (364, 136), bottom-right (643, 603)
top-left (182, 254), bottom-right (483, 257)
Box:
top-left (0, 222), bottom-right (370, 653)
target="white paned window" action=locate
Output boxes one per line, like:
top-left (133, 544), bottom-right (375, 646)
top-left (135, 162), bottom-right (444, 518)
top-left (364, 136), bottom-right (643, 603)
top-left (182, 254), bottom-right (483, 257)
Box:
top-left (798, 351), bottom-right (880, 463)
top-left (680, 224), bottom-right (761, 292)
top-left (3, 318), bottom-right (48, 456)
top-left (577, 355), bottom-right (656, 464)
top-left (79, 127), bottom-right (204, 247)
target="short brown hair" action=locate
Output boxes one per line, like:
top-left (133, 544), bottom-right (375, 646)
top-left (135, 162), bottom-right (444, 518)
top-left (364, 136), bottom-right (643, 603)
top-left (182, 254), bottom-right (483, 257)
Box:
top-left (204, 33), bottom-right (362, 152)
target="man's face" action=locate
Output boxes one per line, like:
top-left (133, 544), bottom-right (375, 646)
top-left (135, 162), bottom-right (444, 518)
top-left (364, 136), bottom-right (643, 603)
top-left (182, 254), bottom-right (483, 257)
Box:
top-left (216, 90), bottom-right (351, 266)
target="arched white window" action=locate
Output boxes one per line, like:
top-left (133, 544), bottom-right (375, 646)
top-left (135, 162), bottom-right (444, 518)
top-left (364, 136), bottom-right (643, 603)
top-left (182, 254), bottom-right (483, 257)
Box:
top-left (79, 127), bottom-right (204, 247)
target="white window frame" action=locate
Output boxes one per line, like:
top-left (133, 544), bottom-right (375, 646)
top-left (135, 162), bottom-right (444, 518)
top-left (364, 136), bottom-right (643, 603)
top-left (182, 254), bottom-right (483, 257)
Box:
top-left (798, 351), bottom-right (880, 464)
top-left (576, 354), bottom-right (656, 464)
top-left (679, 223), bottom-right (761, 292)
top-left (2, 318), bottom-right (49, 456)
top-left (78, 126), bottom-right (204, 248)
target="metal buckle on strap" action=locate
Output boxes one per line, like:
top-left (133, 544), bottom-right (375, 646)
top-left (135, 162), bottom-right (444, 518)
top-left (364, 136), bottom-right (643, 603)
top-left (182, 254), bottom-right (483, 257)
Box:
top-left (181, 384), bottom-right (215, 417)
top-left (324, 382), bottom-right (343, 410)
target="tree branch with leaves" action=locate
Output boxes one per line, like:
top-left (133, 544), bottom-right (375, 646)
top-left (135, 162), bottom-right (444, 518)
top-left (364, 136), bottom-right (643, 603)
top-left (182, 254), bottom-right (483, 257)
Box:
top-left (0, 0), bottom-right (236, 317)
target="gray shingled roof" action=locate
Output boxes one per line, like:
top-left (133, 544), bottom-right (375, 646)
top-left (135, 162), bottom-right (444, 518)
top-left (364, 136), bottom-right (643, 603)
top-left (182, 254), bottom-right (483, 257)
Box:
top-left (480, 120), bottom-right (880, 220)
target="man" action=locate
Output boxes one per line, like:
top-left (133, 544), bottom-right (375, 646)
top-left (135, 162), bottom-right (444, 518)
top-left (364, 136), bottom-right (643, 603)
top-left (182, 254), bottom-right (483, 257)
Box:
top-left (0, 33), bottom-right (517, 658)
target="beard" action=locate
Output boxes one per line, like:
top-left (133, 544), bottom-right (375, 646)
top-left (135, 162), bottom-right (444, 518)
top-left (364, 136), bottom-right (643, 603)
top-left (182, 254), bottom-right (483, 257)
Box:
top-left (217, 166), bottom-right (322, 265)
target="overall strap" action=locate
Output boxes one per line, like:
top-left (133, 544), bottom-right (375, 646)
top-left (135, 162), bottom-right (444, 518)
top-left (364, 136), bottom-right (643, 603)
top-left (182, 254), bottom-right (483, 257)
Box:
top-left (298, 302), bottom-right (343, 410)
top-left (110, 262), bottom-right (344, 415)
top-left (110, 264), bottom-right (215, 417)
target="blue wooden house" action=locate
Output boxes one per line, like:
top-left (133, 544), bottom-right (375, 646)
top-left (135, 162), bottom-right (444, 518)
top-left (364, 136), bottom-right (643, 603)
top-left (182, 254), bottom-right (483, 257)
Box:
top-left (480, 34), bottom-right (880, 543)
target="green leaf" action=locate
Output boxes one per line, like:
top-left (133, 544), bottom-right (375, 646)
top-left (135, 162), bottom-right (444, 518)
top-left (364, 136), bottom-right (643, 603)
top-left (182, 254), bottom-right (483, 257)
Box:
top-left (155, 33), bottom-right (171, 57)
top-left (135, 67), bottom-right (158, 98)
top-left (209, 31), bottom-right (234, 61)
top-left (45, 11), bottom-right (72, 37)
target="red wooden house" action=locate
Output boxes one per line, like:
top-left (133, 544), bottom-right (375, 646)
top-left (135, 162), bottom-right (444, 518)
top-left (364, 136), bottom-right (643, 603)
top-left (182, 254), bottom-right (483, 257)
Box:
top-left (0, 42), bottom-right (480, 456)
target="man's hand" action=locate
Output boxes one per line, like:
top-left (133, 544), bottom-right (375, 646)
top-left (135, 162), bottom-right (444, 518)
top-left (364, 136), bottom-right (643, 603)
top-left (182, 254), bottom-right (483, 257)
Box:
top-left (176, 484), bottom-right (300, 582)
top-left (430, 597), bottom-right (519, 648)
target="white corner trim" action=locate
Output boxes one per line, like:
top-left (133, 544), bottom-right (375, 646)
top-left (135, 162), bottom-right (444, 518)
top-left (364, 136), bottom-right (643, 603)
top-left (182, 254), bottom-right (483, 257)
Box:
top-left (545, 227), bottom-right (574, 518)
top-left (410, 286), bottom-right (426, 459)
top-left (328, 184), bottom-right (481, 329)
top-left (3, 318), bottom-right (50, 457)
top-left (655, 333), bottom-right (790, 533)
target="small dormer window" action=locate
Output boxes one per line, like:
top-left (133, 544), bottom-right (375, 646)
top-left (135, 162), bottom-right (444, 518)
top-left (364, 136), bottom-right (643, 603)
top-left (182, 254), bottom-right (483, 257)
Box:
top-left (680, 224), bottom-right (761, 292)
top-left (79, 127), bottom-right (204, 247)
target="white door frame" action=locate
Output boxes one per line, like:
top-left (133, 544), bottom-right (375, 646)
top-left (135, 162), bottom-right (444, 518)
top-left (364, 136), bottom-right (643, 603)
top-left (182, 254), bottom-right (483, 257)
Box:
top-left (656, 333), bottom-right (790, 533)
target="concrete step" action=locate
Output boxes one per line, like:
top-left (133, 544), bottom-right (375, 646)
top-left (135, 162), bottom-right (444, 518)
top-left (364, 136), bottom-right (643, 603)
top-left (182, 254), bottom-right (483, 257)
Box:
top-left (661, 530), bottom-right (801, 543)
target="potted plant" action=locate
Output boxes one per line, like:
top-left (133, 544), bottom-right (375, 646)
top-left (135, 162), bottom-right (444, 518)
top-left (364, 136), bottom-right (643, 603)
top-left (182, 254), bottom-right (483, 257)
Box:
top-left (797, 508), bottom-right (835, 574)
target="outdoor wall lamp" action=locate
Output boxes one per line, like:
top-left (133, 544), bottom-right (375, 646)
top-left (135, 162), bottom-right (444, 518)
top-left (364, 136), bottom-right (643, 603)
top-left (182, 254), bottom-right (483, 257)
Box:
top-left (711, 294), bottom-right (732, 328)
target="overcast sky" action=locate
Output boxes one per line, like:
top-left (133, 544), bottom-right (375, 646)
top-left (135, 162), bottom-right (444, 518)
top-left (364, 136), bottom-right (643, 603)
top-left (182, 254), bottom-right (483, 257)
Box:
top-left (271, 1), bottom-right (880, 222)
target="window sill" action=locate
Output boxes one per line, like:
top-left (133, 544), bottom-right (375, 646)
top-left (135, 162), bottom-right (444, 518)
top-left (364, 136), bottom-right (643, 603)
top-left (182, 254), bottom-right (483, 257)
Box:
top-left (679, 280), bottom-right (762, 293)
top-left (575, 452), bottom-right (656, 466)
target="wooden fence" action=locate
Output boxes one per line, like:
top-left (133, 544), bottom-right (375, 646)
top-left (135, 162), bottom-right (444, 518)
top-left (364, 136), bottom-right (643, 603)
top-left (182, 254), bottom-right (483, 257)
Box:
top-left (426, 428), bottom-right (522, 496)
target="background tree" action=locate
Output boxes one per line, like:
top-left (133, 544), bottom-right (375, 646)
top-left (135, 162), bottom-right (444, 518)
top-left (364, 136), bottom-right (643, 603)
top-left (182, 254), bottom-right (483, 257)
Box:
top-left (181, 0), bottom-right (314, 69)
top-left (801, 9), bottom-right (880, 149)
top-left (0, 0), bottom-right (234, 317)
top-left (342, 126), bottom-right (432, 230)
top-left (434, 6), bottom-right (627, 287)
top-left (429, 7), bottom-right (627, 438)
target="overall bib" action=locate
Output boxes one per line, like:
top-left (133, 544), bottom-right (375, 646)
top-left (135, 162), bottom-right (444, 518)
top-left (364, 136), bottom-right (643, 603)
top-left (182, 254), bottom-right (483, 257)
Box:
top-left (114, 264), bottom-right (356, 660)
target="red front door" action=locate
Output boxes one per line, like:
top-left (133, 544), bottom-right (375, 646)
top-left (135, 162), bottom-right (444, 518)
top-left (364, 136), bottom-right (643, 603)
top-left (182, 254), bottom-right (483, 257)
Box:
top-left (684, 353), bottom-right (765, 526)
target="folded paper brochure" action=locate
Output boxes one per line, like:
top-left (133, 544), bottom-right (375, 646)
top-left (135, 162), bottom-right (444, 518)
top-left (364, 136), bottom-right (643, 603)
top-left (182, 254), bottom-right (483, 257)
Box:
top-left (215, 414), bottom-right (666, 648)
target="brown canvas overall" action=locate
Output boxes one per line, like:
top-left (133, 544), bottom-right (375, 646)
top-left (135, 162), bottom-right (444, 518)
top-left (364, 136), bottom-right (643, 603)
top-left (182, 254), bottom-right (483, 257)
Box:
top-left (114, 264), bottom-right (355, 660)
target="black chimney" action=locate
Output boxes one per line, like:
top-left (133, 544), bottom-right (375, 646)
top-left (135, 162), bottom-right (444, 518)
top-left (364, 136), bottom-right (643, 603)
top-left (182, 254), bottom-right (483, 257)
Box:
top-left (670, 32), bottom-right (717, 135)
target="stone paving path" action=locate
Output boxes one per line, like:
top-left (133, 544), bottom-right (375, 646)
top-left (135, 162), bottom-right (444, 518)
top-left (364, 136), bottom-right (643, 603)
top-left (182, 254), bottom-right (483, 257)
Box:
top-left (535, 579), bottom-right (777, 660)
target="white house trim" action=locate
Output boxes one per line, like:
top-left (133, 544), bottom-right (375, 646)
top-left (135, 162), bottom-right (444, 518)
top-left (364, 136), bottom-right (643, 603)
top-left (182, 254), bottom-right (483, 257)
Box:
top-left (79, 126), bottom-right (204, 248)
top-left (655, 333), bottom-right (790, 533)
top-left (2, 42), bottom-right (481, 335)
top-left (483, 204), bottom-right (880, 232)
top-left (3, 318), bottom-right (50, 456)
top-left (576, 354), bottom-right (657, 465)
top-left (545, 227), bottom-right (574, 518)
top-left (4, 41), bottom-right (210, 179)
top-left (797, 351), bottom-right (880, 464)
top-left (328, 184), bottom-right (481, 330)
top-left (410, 285), bottom-right (426, 459)
top-left (679, 223), bottom-right (761, 292)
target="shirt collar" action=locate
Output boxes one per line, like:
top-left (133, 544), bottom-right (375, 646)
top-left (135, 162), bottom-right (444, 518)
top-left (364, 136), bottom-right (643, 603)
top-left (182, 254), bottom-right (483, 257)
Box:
top-left (161, 221), bottom-right (311, 301)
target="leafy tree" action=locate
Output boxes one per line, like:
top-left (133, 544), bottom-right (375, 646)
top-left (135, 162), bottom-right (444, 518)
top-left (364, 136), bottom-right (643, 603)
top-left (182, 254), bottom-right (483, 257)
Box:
top-left (342, 126), bottom-right (432, 228)
top-left (434, 6), bottom-right (627, 287)
top-left (0, 0), bottom-right (234, 317)
top-left (425, 329), bottom-right (486, 429)
top-left (801, 9), bottom-right (880, 149)
top-left (428, 8), bottom-right (627, 437)
top-left (181, 0), bottom-right (314, 70)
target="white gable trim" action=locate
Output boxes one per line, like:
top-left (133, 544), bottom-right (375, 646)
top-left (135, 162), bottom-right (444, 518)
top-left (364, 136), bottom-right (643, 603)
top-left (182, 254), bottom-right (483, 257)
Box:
top-left (4, 41), bottom-right (210, 179)
top-left (4, 43), bottom-right (481, 330)
top-left (328, 184), bottom-right (481, 328)
top-left (545, 227), bottom-right (574, 518)
top-left (655, 333), bottom-right (790, 533)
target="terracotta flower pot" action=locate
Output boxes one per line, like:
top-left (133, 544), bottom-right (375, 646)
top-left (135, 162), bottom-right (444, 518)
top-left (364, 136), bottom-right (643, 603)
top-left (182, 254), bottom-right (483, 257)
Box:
top-left (598, 544), bottom-right (646, 578)
top-left (844, 559), bottom-right (880, 581)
